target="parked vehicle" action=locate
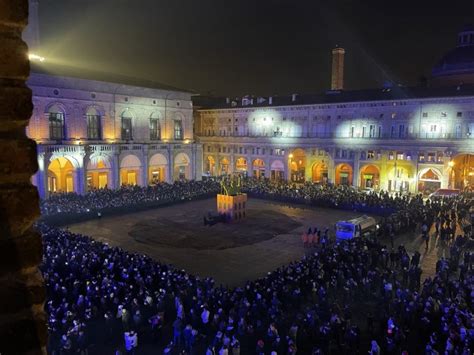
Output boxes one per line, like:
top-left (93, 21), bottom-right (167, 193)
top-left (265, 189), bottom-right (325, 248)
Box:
top-left (428, 188), bottom-right (460, 199)
top-left (335, 215), bottom-right (377, 241)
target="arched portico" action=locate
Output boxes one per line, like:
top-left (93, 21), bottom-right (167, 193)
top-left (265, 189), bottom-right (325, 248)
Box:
top-left (359, 164), bottom-right (380, 189)
top-left (86, 155), bottom-right (112, 190)
top-left (312, 162), bottom-right (329, 184)
top-left (418, 167), bottom-right (442, 195)
top-left (335, 163), bottom-right (353, 186)
top-left (174, 152), bottom-right (191, 180)
top-left (47, 156), bottom-right (78, 193)
top-left (252, 159), bottom-right (266, 178)
top-left (120, 154), bottom-right (142, 186)
top-left (149, 153), bottom-right (168, 184)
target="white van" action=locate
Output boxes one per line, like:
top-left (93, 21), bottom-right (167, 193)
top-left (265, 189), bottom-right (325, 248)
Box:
top-left (335, 215), bottom-right (377, 241)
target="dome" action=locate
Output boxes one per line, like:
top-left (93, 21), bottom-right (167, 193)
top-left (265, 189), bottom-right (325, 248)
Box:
top-left (431, 25), bottom-right (474, 86)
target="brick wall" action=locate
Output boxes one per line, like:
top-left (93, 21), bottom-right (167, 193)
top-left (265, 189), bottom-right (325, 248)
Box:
top-left (0, 0), bottom-right (46, 353)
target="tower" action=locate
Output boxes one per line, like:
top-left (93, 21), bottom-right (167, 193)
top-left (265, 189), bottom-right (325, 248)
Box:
top-left (23, 0), bottom-right (40, 52)
top-left (331, 46), bottom-right (345, 90)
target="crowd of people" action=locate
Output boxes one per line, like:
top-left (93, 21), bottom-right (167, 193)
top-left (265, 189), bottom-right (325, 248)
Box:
top-left (38, 178), bottom-right (473, 354)
top-left (40, 180), bottom-right (220, 216)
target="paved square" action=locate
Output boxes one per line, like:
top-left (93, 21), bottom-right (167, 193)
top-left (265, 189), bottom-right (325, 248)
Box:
top-left (67, 198), bottom-right (361, 287)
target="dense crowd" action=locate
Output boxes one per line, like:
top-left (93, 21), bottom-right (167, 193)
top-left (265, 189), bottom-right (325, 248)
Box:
top-left (40, 180), bottom-right (220, 216)
top-left (38, 178), bottom-right (473, 354)
top-left (40, 221), bottom-right (472, 354)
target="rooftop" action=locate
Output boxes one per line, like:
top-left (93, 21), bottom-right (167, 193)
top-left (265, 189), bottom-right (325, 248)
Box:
top-left (193, 84), bottom-right (474, 110)
top-left (29, 61), bottom-right (193, 94)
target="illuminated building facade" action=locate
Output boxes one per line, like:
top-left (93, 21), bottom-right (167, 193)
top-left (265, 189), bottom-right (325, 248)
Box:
top-left (27, 73), bottom-right (201, 198)
top-left (194, 28), bottom-right (474, 194)
top-left (195, 90), bottom-right (474, 194)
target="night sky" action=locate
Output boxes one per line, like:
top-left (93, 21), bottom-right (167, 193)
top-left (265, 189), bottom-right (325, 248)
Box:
top-left (38, 0), bottom-right (474, 96)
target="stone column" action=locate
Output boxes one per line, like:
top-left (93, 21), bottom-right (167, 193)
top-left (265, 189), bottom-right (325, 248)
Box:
top-left (0, 1), bottom-right (47, 352)
top-left (141, 145), bottom-right (149, 186)
top-left (353, 150), bottom-right (360, 187)
top-left (111, 150), bottom-right (120, 188)
top-left (35, 151), bottom-right (49, 199)
top-left (167, 145), bottom-right (174, 182)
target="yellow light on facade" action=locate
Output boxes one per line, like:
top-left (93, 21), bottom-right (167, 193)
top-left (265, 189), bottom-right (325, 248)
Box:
top-left (28, 53), bottom-right (45, 62)
top-left (288, 153), bottom-right (294, 159)
top-left (184, 139), bottom-right (190, 144)
top-left (448, 161), bottom-right (454, 167)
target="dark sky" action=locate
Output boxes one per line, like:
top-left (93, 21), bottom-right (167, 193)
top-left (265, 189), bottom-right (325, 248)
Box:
top-left (38, 0), bottom-right (474, 96)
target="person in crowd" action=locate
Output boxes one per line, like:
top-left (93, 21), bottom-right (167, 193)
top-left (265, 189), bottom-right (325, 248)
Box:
top-left (38, 178), bottom-right (473, 354)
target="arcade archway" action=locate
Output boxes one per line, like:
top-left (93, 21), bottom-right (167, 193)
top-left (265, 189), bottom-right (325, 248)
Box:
top-left (360, 164), bottom-right (380, 189)
top-left (120, 154), bottom-right (142, 186)
top-left (206, 156), bottom-right (216, 176)
top-left (86, 155), bottom-right (111, 190)
top-left (449, 154), bottom-right (474, 190)
top-left (252, 159), bottom-right (266, 178)
top-left (235, 157), bottom-right (247, 175)
top-left (387, 165), bottom-right (413, 193)
top-left (335, 163), bottom-right (353, 186)
top-left (48, 156), bottom-right (75, 193)
top-left (220, 157), bottom-right (230, 175)
top-left (270, 160), bottom-right (285, 181)
top-left (289, 148), bottom-right (306, 183)
top-left (418, 168), bottom-right (442, 195)
top-left (174, 152), bottom-right (191, 180)
top-left (312, 162), bottom-right (328, 184)
top-left (149, 153), bottom-right (168, 184)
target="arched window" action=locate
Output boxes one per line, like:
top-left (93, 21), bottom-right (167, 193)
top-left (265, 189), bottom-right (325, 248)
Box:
top-left (121, 110), bottom-right (133, 140)
top-left (48, 105), bottom-right (65, 140)
top-left (86, 107), bottom-right (101, 139)
top-left (150, 113), bottom-right (161, 140)
top-left (174, 119), bottom-right (183, 140)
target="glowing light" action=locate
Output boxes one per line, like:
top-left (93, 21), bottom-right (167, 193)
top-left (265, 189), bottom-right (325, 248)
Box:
top-left (448, 161), bottom-right (455, 167)
top-left (288, 154), bottom-right (294, 159)
top-left (184, 139), bottom-right (190, 144)
top-left (28, 53), bottom-right (45, 62)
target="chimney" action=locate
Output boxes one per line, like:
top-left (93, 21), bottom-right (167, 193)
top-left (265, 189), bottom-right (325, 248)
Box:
top-left (291, 93), bottom-right (297, 102)
top-left (225, 97), bottom-right (230, 104)
top-left (331, 46), bottom-right (345, 90)
top-left (269, 96), bottom-right (273, 105)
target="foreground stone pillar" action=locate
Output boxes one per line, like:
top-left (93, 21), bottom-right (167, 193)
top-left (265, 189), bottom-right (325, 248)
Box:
top-left (0, 0), bottom-right (47, 353)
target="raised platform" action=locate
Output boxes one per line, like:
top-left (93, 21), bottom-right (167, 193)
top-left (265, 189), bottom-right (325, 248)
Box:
top-left (217, 193), bottom-right (247, 222)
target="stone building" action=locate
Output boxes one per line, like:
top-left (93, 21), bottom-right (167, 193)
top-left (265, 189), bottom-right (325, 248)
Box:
top-left (27, 71), bottom-right (201, 198)
top-left (194, 28), bottom-right (474, 195)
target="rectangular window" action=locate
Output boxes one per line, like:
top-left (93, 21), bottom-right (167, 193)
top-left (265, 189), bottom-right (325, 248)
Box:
top-left (441, 112), bottom-right (447, 117)
top-left (150, 118), bottom-right (161, 140)
top-left (422, 112), bottom-right (428, 118)
top-left (391, 126), bottom-right (396, 138)
top-left (121, 117), bottom-right (132, 140)
top-left (369, 125), bottom-right (375, 138)
top-left (367, 150), bottom-right (375, 159)
top-left (398, 124), bottom-right (405, 138)
top-left (87, 114), bottom-right (101, 139)
top-left (49, 112), bottom-right (65, 140)
top-left (457, 112), bottom-right (463, 117)
top-left (419, 153), bottom-right (425, 162)
top-left (350, 126), bottom-right (354, 138)
top-left (388, 151), bottom-right (394, 160)
top-left (427, 153), bottom-right (436, 162)
top-left (174, 120), bottom-right (183, 140)
top-left (362, 126), bottom-right (366, 137)
top-left (378, 126), bottom-right (382, 138)
top-left (396, 152), bottom-right (404, 160)
top-left (437, 153), bottom-right (444, 163)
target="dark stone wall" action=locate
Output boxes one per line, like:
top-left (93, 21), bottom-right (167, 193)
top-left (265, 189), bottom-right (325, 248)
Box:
top-left (0, 1), bottom-right (47, 353)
